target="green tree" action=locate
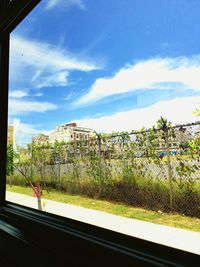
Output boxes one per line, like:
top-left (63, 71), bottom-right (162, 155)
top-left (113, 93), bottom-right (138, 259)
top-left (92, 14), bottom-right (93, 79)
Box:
top-left (6, 144), bottom-right (14, 176)
top-left (51, 141), bottom-right (67, 190)
top-left (156, 117), bottom-right (173, 209)
top-left (192, 108), bottom-right (200, 116)
top-left (14, 143), bottom-right (50, 211)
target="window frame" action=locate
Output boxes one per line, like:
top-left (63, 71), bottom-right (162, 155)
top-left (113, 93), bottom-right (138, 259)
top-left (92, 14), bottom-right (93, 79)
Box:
top-left (0, 0), bottom-right (41, 203)
top-left (0, 1), bottom-right (199, 265)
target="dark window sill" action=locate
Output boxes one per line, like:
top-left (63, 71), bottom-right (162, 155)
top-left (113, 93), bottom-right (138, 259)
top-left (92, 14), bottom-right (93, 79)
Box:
top-left (0, 202), bottom-right (199, 266)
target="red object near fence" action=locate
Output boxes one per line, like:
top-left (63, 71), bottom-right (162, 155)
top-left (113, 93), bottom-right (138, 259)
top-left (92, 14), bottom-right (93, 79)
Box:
top-left (32, 184), bottom-right (42, 198)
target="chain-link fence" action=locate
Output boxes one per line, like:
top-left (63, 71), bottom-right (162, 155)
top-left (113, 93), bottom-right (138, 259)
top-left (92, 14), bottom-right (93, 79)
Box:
top-left (11, 121), bottom-right (200, 217)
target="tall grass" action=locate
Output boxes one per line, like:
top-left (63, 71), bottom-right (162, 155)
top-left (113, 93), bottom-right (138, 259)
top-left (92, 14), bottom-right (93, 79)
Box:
top-left (8, 164), bottom-right (200, 218)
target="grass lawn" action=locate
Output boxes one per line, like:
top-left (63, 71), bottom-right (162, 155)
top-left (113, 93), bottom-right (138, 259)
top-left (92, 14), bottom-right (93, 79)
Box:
top-left (6, 185), bottom-right (200, 232)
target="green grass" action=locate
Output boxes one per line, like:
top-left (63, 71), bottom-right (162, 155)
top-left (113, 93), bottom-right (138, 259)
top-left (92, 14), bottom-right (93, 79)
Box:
top-left (6, 184), bottom-right (200, 232)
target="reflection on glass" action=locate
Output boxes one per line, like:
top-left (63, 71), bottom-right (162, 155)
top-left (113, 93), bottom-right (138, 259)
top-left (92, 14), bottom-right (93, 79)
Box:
top-left (6, 0), bottom-right (200, 254)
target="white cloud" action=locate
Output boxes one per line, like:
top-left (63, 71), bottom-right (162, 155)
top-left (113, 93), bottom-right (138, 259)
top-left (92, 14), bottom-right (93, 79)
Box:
top-left (10, 35), bottom-right (98, 89)
top-left (64, 91), bottom-right (78, 101)
top-left (33, 93), bottom-right (43, 97)
top-left (12, 119), bottom-right (52, 147)
top-left (45, 0), bottom-right (60, 9)
top-left (36, 71), bottom-right (69, 89)
top-left (9, 99), bottom-right (57, 115)
top-left (12, 95), bottom-right (200, 146)
top-left (75, 96), bottom-right (200, 133)
top-left (75, 56), bottom-right (200, 105)
top-left (13, 119), bottom-right (38, 146)
top-left (45, 0), bottom-right (86, 10)
top-left (9, 90), bottom-right (28, 98)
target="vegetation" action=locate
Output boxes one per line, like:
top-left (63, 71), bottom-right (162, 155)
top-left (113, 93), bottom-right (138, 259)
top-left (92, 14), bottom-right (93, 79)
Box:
top-left (7, 118), bottom-right (200, 217)
top-left (7, 185), bottom-right (200, 232)
top-left (6, 144), bottom-right (14, 176)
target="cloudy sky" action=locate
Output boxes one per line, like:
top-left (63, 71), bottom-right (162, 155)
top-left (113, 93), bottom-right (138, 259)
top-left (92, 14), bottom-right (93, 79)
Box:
top-left (8, 0), bottom-right (200, 145)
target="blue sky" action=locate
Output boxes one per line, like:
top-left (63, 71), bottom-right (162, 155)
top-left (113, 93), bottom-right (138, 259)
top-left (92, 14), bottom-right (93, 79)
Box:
top-left (8, 0), bottom-right (200, 144)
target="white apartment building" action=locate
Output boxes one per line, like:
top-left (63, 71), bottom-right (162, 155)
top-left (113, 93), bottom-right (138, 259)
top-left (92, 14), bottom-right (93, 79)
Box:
top-left (49, 122), bottom-right (95, 144)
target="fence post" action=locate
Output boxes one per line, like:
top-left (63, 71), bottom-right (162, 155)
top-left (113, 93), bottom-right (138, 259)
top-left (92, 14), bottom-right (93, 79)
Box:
top-left (165, 128), bottom-right (173, 210)
top-left (97, 134), bottom-right (102, 158)
top-left (58, 146), bottom-right (61, 191)
top-left (96, 133), bottom-right (103, 195)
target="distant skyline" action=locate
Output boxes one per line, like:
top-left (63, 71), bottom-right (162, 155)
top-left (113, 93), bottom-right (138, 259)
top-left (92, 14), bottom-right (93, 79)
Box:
top-left (8, 0), bottom-right (200, 145)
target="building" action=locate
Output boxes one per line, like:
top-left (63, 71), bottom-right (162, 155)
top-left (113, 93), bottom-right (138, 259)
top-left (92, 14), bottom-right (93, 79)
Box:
top-left (48, 122), bottom-right (94, 144)
top-left (7, 125), bottom-right (14, 145)
top-left (33, 134), bottom-right (49, 145)
top-left (156, 127), bottom-right (191, 151)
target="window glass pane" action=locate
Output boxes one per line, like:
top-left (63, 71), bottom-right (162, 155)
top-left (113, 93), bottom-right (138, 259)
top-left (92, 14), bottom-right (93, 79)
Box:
top-left (6, 0), bottom-right (200, 254)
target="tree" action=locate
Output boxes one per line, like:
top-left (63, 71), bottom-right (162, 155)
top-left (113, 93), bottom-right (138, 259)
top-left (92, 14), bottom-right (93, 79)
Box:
top-left (192, 108), bottom-right (200, 117)
top-left (6, 144), bottom-right (14, 187)
top-left (156, 116), bottom-right (172, 130)
top-left (14, 144), bottom-right (46, 211)
top-left (51, 141), bottom-right (67, 191)
top-left (156, 117), bottom-right (173, 210)
top-left (7, 144), bottom-right (14, 176)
